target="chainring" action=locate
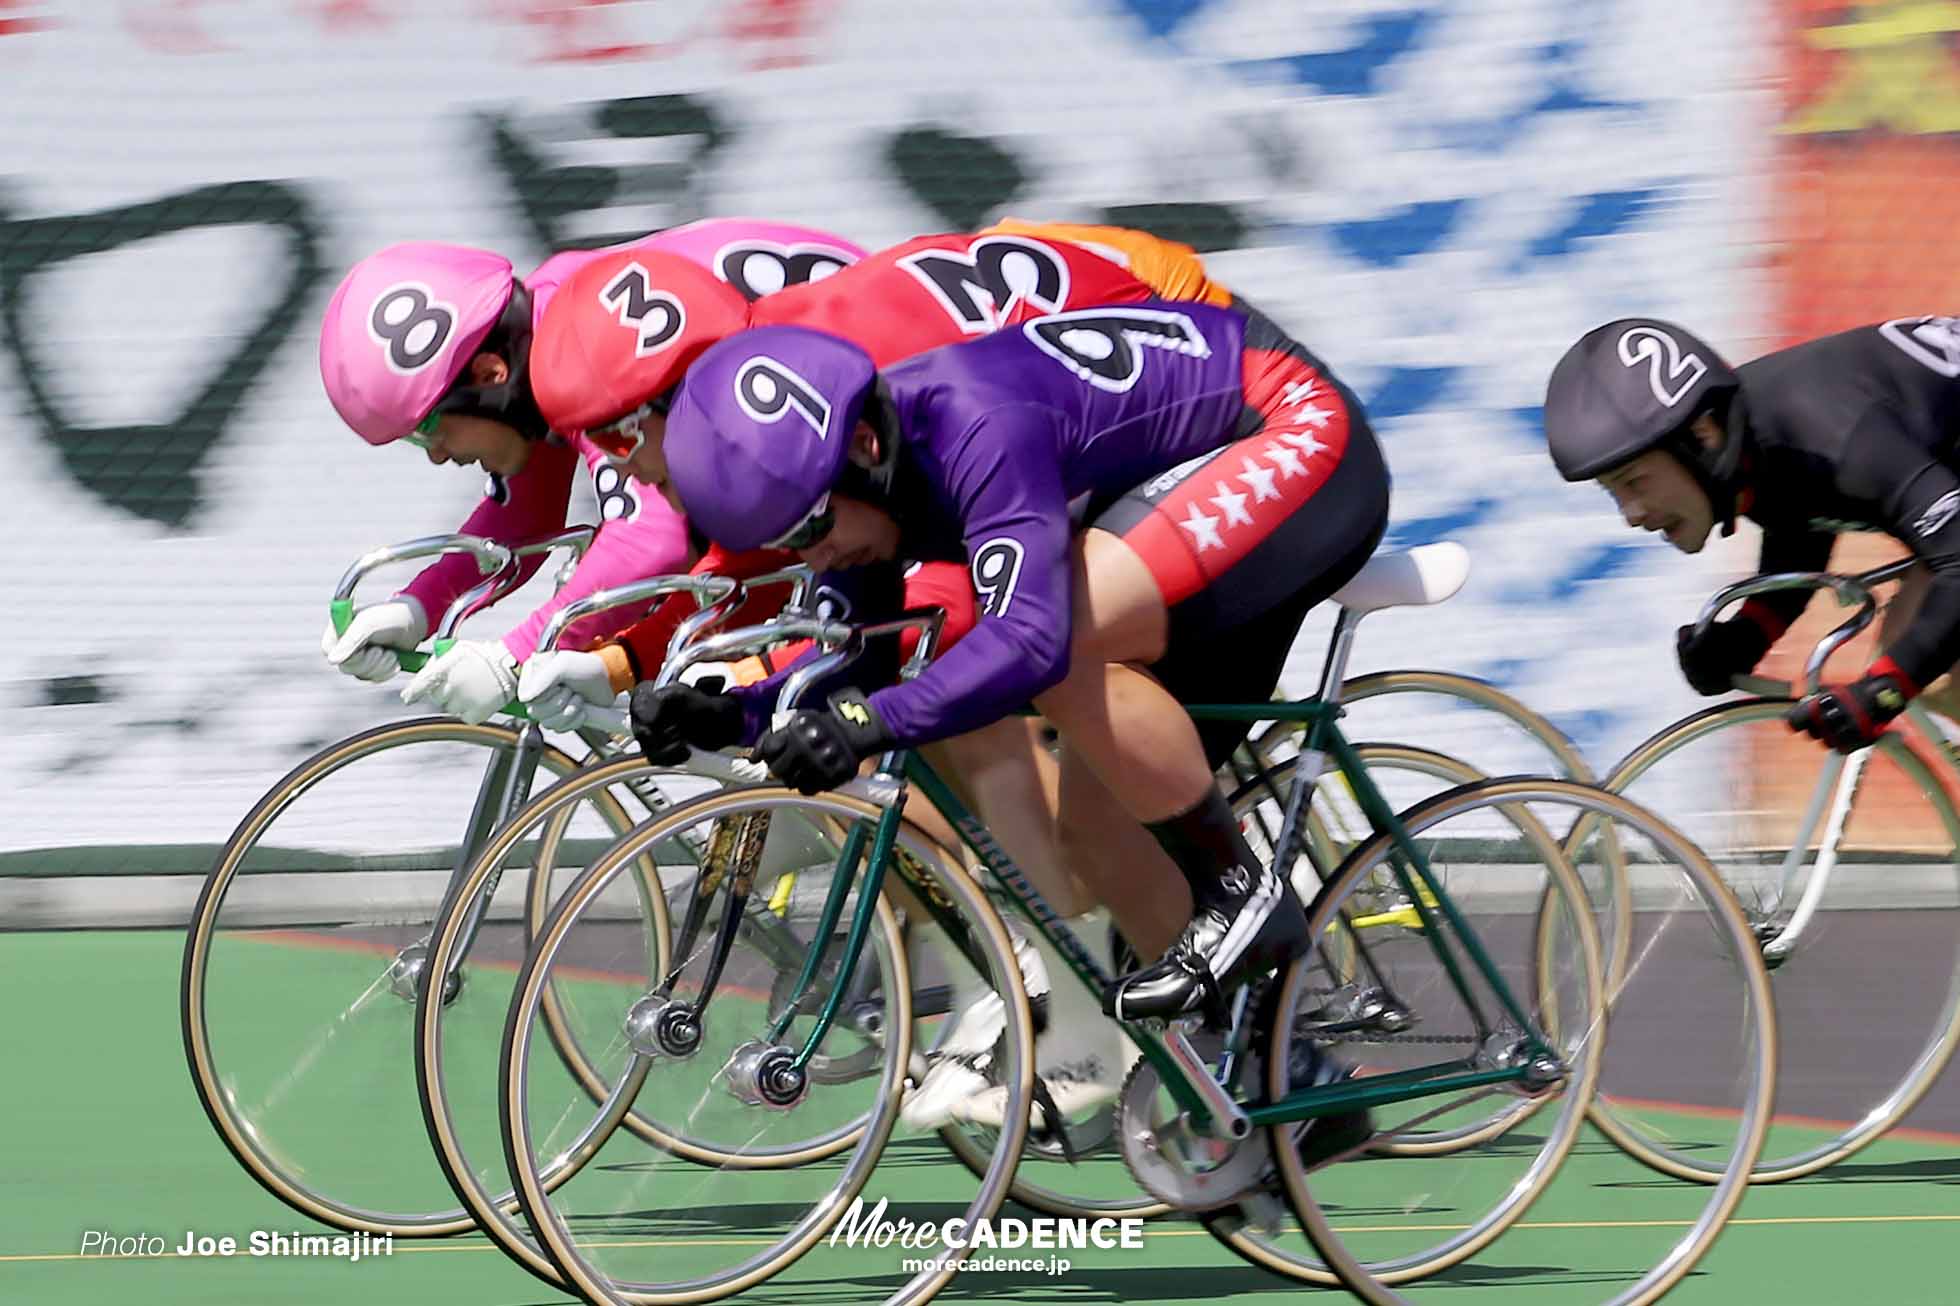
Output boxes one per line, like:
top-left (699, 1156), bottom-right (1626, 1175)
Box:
top-left (1116, 1054), bottom-right (1273, 1210)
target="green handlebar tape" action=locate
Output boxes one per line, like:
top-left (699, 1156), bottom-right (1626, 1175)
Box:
top-left (392, 635), bottom-right (453, 675)
top-left (323, 608), bottom-right (530, 718)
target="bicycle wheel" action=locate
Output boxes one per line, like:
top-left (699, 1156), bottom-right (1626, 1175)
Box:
top-left (1209, 773), bottom-right (1607, 1287)
top-left (1242, 671), bottom-right (1595, 791)
top-left (417, 754), bottom-right (703, 1286)
top-left (1607, 698), bottom-right (1960, 1181)
top-left (181, 716), bottom-right (652, 1236)
top-left (1278, 779), bottom-right (1774, 1306)
top-left (500, 785), bottom-right (1034, 1306)
top-left (1232, 744), bottom-right (1567, 1161)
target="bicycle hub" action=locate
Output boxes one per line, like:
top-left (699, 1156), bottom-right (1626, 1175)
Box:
top-left (723, 1041), bottom-right (809, 1110)
top-left (623, 996), bottom-right (704, 1059)
top-left (385, 943), bottom-right (431, 1004)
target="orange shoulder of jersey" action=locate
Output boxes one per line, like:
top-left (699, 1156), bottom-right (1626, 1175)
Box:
top-left (982, 218), bottom-right (1233, 308)
top-left (750, 230), bottom-right (1159, 367)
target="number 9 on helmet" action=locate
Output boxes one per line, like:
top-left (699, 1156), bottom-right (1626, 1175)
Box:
top-left (663, 326), bottom-right (878, 552)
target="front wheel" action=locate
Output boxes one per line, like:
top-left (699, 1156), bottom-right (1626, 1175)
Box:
top-left (1606, 699), bottom-right (1960, 1182)
top-left (499, 785), bottom-right (1035, 1306)
top-left (180, 717), bottom-right (628, 1237)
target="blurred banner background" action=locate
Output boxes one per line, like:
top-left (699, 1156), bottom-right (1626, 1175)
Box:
top-left (0, 0), bottom-right (1923, 861)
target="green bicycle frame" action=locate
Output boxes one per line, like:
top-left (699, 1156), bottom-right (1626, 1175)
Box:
top-left (758, 696), bottom-right (1564, 1133)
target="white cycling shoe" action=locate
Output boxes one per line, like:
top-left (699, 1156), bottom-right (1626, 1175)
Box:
top-left (904, 912), bottom-right (1132, 1135)
top-left (901, 920), bottom-right (1048, 1132)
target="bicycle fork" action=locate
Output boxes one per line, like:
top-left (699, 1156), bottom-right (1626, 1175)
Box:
top-left (1759, 746), bottom-right (1868, 965)
top-left (388, 724), bottom-right (549, 1005)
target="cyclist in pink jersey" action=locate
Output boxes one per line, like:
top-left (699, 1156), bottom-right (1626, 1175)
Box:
top-left (315, 220), bottom-right (865, 722)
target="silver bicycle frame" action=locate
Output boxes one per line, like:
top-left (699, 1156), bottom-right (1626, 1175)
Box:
top-left (1694, 558), bottom-right (1922, 957)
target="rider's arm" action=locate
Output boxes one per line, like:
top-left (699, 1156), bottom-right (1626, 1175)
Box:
top-left (498, 490), bottom-right (692, 660)
top-left (721, 564), bottom-right (906, 740)
top-left (1736, 526), bottom-right (1836, 646)
top-left (396, 439), bottom-right (580, 624)
top-left (864, 409), bottom-right (1074, 747)
top-left (1838, 407), bottom-right (1960, 691)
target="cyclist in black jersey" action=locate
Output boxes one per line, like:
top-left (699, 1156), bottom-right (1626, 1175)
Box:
top-left (1544, 315), bottom-right (1960, 752)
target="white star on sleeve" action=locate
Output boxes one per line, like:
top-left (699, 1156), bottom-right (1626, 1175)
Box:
top-left (1236, 455), bottom-right (1280, 502)
top-left (1264, 442), bottom-right (1307, 478)
top-left (1178, 502), bottom-right (1225, 551)
top-left (1281, 378), bottom-right (1334, 428)
top-left (1209, 480), bottom-right (1254, 527)
top-left (1280, 429), bottom-right (1329, 458)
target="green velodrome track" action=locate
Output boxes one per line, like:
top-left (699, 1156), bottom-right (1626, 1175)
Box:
top-left (7, 930), bottom-right (1960, 1305)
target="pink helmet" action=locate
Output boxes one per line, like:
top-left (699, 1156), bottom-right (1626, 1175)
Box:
top-left (319, 242), bottom-right (520, 445)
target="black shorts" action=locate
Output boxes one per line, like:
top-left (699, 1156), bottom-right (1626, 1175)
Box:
top-left (1091, 305), bottom-right (1391, 766)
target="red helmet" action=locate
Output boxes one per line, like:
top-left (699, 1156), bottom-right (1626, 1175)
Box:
top-left (531, 249), bottom-right (752, 436)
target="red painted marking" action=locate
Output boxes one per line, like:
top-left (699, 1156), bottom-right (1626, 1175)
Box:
top-left (309, 0), bottom-right (392, 30)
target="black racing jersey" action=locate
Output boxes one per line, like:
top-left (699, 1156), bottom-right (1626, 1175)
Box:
top-left (1737, 316), bottom-right (1960, 688)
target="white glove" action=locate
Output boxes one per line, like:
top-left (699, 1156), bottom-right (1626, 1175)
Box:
top-left (518, 650), bottom-right (621, 732)
top-left (400, 639), bottom-right (520, 725)
top-left (321, 597), bottom-right (428, 684)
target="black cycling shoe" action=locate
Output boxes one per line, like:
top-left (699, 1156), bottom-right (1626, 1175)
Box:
top-left (1284, 1035), bottom-right (1373, 1171)
top-left (1104, 863), bottom-right (1308, 1023)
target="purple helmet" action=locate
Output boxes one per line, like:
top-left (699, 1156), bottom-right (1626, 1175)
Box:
top-left (664, 326), bottom-right (876, 550)
top-left (319, 242), bottom-right (544, 445)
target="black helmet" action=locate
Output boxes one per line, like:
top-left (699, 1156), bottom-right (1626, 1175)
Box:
top-left (1545, 318), bottom-right (1745, 523)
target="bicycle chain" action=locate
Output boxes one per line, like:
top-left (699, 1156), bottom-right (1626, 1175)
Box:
top-left (1316, 1031), bottom-right (1479, 1047)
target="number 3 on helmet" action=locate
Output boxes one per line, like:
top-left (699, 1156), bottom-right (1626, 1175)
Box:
top-left (530, 249), bottom-right (753, 440)
top-left (319, 243), bottom-right (523, 445)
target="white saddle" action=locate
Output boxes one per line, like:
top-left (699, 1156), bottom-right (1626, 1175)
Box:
top-left (1332, 542), bottom-right (1471, 616)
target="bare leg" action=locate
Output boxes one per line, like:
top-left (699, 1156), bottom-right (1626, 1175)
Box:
top-left (1055, 744), bottom-right (1192, 958)
top-left (1031, 529), bottom-right (1215, 817)
top-left (1033, 528), bottom-right (1305, 1020)
top-left (921, 721), bottom-right (1094, 915)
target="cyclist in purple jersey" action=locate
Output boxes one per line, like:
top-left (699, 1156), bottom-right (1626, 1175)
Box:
top-left (638, 302), bottom-right (1391, 1026)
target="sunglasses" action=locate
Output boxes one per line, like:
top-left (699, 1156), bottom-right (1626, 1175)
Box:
top-left (586, 390), bottom-right (676, 463)
top-left (764, 492), bottom-right (836, 551)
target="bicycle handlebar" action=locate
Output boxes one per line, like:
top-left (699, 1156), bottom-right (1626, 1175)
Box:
top-left (560, 605), bottom-right (946, 748)
top-left (535, 573), bottom-right (738, 656)
top-left (1693, 558), bottom-right (1917, 696)
top-left (329, 529), bottom-right (609, 680)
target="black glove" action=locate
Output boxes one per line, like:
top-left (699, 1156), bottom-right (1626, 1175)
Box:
top-left (1786, 672), bottom-right (1912, 754)
top-left (756, 690), bottom-right (893, 795)
top-left (1675, 618), bottom-right (1772, 696)
top-left (629, 683), bottom-right (746, 765)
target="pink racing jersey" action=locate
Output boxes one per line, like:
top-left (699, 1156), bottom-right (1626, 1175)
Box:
top-left (392, 220), bottom-right (867, 657)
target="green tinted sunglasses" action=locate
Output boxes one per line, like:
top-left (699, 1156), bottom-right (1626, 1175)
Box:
top-left (402, 413), bottom-right (441, 450)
